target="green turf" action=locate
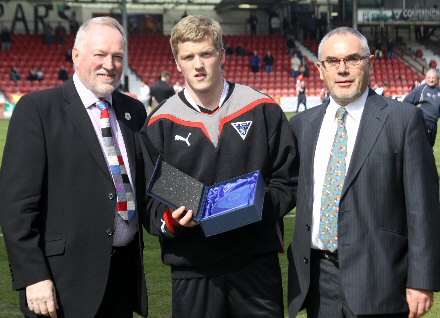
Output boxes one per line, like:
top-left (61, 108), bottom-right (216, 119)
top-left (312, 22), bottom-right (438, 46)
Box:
top-left (0, 118), bottom-right (439, 317)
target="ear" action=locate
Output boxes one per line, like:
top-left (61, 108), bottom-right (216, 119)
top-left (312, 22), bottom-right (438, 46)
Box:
top-left (72, 47), bottom-right (80, 68)
top-left (175, 58), bottom-right (182, 73)
top-left (316, 62), bottom-right (324, 81)
top-left (368, 54), bottom-right (374, 72)
top-left (220, 48), bottom-right (225, 64)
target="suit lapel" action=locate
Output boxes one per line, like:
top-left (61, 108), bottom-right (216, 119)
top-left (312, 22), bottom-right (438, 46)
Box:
top-left (303, 103), bottom-right (327, 208)
top-left (62, 80), bottom-right (111, 180)
top-left (112, 93), bottom-right (137, 185)
top-left (341, 90), bottom-right (389, 199)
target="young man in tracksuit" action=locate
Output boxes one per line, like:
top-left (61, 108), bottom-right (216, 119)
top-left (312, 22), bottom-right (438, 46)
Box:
top-left (140, 15), bottom-right (296, 318)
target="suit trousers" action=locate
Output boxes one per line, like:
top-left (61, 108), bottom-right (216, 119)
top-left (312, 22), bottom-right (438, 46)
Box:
top-left (305, 250), bottom-right (409, 318)
top-left (95, 238), bottom-right (139, 318)
top-left (171, 252), bottom-right (283, 318)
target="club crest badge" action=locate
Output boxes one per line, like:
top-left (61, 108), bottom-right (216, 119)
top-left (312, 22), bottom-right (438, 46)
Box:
top-left (231, 121), bottom-right (253, 140)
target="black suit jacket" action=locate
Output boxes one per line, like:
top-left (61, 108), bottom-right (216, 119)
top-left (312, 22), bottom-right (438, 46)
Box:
top-left (0, 79), bottom-right (148, 317)
top-left (288, 89), bottom-right (440, 316)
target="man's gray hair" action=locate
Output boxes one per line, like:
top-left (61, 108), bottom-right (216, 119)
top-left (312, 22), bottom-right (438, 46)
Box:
top-left (74, 16), bottom-right (126, 50)
top-left (318, 27), bottom-right (370, 60)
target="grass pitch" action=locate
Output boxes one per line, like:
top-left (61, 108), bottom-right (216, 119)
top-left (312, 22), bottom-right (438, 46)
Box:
top-left (0, 118), bottom-right (438, 317)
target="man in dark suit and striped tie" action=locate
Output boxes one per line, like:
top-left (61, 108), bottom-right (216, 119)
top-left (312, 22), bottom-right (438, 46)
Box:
top-left (0, 17), bottom-right (148, 317)
top-left (288, 27), bottom-right (440, 318)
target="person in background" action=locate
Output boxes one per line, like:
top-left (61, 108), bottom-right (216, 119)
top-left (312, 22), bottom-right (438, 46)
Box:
top-left (36, 66), bottom-right (44, 81)
top-left (28, 66), bottom-right (38, 81)
top-left (288, 26), bottom-right (440, 318)
top-left (291, 53), bottom-right (301, 78)
top-left (250, 50), bottom-right (261, 73)
top-left (140, 15), bottom-right (296, 318)
top-left (58, 65), bottom-right (69, 81)
top-left (0, 16), bottom-right (148, 318)
top-left (55, 22), bottom-right (67, 45)
top-left (1, 26), bottom-right (11, 51)
top-left (295, 78), bottom-right (307, 112)
top-left (173, 80), bottom-right (184, 93)
top-left (403, 68), bottom-right (440, 147)
top-left (10, 66), bottom-right (21, 82)
top-left (138, 81), bottom-right (151, 110)
top-left (264, 50), bottom-right (275, 73)
top-left (44, 22), bottom-right (54, 46)
top-left (150, 70), bottom-right (175, 109)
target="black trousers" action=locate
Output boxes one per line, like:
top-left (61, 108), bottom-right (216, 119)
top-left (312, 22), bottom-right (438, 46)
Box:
top-left (95, 239), bottom-right (139, 318)
top-left (427, 125), bottom-right (437, 148)
top-left (172, 252), bottom-right (283, 318)
top-left (305, 250), bottom-right (409, 318)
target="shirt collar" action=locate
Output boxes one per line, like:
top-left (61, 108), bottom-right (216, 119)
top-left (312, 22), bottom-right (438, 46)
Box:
top-left (183, 80), bottom-right (229, 112)
top-left (73, 73), bottom-right (113, 109)
top-left (327, 87), bottom-right (369, 123)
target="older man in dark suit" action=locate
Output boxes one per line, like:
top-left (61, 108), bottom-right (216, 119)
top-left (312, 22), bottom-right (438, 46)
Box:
top-left (0, 17), bottom-right (148, 317)
top-left (288, 27), bottom-right (440, 318)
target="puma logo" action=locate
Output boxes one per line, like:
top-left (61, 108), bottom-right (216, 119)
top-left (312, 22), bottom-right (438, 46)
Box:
top-left (175, 133), bottom-right (191, 146)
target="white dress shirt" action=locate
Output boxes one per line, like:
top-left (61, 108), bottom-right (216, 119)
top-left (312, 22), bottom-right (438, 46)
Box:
top-left (311, 88), bottom-right (369, 250)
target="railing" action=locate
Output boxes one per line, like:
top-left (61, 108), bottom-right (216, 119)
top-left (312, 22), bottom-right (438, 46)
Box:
top-left (394, 45), bottom-right (427, 75)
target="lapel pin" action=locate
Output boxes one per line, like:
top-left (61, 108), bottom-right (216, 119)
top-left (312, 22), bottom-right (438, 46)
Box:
top-left (125, 113), bottom-right (131, 120)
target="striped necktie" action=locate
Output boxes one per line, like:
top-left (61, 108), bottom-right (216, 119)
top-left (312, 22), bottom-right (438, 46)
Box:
top-left (319, 107), bottom-right (348, 252)
top-left (95, 99), bottom-right (135, 221)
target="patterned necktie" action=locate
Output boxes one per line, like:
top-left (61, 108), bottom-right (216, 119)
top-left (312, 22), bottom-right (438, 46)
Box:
top-left (95, 100), bottom-right (135, 221)
top-left (319, 107), bottom-right (348, 252)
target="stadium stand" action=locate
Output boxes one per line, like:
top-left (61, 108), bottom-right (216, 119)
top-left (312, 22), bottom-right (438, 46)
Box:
top-left (0, 32), bottom-right (427, 102)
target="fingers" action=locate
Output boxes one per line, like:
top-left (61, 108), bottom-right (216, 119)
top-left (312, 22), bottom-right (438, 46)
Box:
top-left (26, 279), bottom-right (58, 317)
top-left (407, 288), bottom-right (433, 318)
top-left (171, 207), bottom-right (199, 227)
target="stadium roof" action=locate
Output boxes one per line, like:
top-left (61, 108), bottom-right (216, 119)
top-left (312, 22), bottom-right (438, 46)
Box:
top-left (63, 0), bottom-right (296, 12)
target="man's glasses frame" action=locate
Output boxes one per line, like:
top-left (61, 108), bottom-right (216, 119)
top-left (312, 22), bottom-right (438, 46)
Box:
top-left (320, 55), bottom-right (370, 70)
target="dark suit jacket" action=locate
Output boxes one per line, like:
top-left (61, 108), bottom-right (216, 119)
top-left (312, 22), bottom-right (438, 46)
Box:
top-left (288, 89), bottom-right (440, 316)
top-left (0, 79), bottom-right (148, 317)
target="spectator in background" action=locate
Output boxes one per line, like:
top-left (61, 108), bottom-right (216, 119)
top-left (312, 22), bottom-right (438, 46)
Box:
top-left (295, 77), bottom-right (307, 112)
top-left (28, 66), bottom-right (38, 81)
top-left (58, 65), bottom-right (69, 81)
top-left (69, 11), bottom-right (80, 35)
top-left (55, 22), bottom-right (67, 45)
top-left (10, 66), bottom-right (21, 82)
top-left (307, 14), bottom-right (317, 40)
top-left (264, 50), bottom-right (275, 73)
top-left (291, 53), bottom-right (301, 78)
top-left (138, 81), bottom-right (151, 110)
top-left (44, 22), bottom-right (54, 46)
top-left (410, 79), bottom-right (420, 91)
top-left (150, 70), bottom-right (175, 109)
top-left (66, 48), bottom-right (73, 62)
top-left (173, 80), bottom-right (184, 93)
top-left (250, 50), bottom-right (261, 73)
top-left (318, 13), bottom-right (327, 39)
top-left (403, 68), bottom-right (440, 147)
top-left (36, 66), bottom-right (44, 81)
top-left (235, 42), bottom-right (247, 56)
top-left (1, 26), bottom-right (11, 51)
top-left (247, 12), bottom-right (258, 35)
top-left (319, 87), bottom-right (329, 102)
top-left (386, 38), bottom-right (394, 59)
top-left (225, 43), bottom-right (234, 55)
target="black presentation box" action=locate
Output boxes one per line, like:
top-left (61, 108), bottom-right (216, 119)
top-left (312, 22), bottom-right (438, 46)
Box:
top-left (146, 156), bottom-right (265, 236)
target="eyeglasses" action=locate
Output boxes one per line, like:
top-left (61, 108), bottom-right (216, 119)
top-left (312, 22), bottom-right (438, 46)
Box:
top-left (320, 55), bottom-right (369, 70)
